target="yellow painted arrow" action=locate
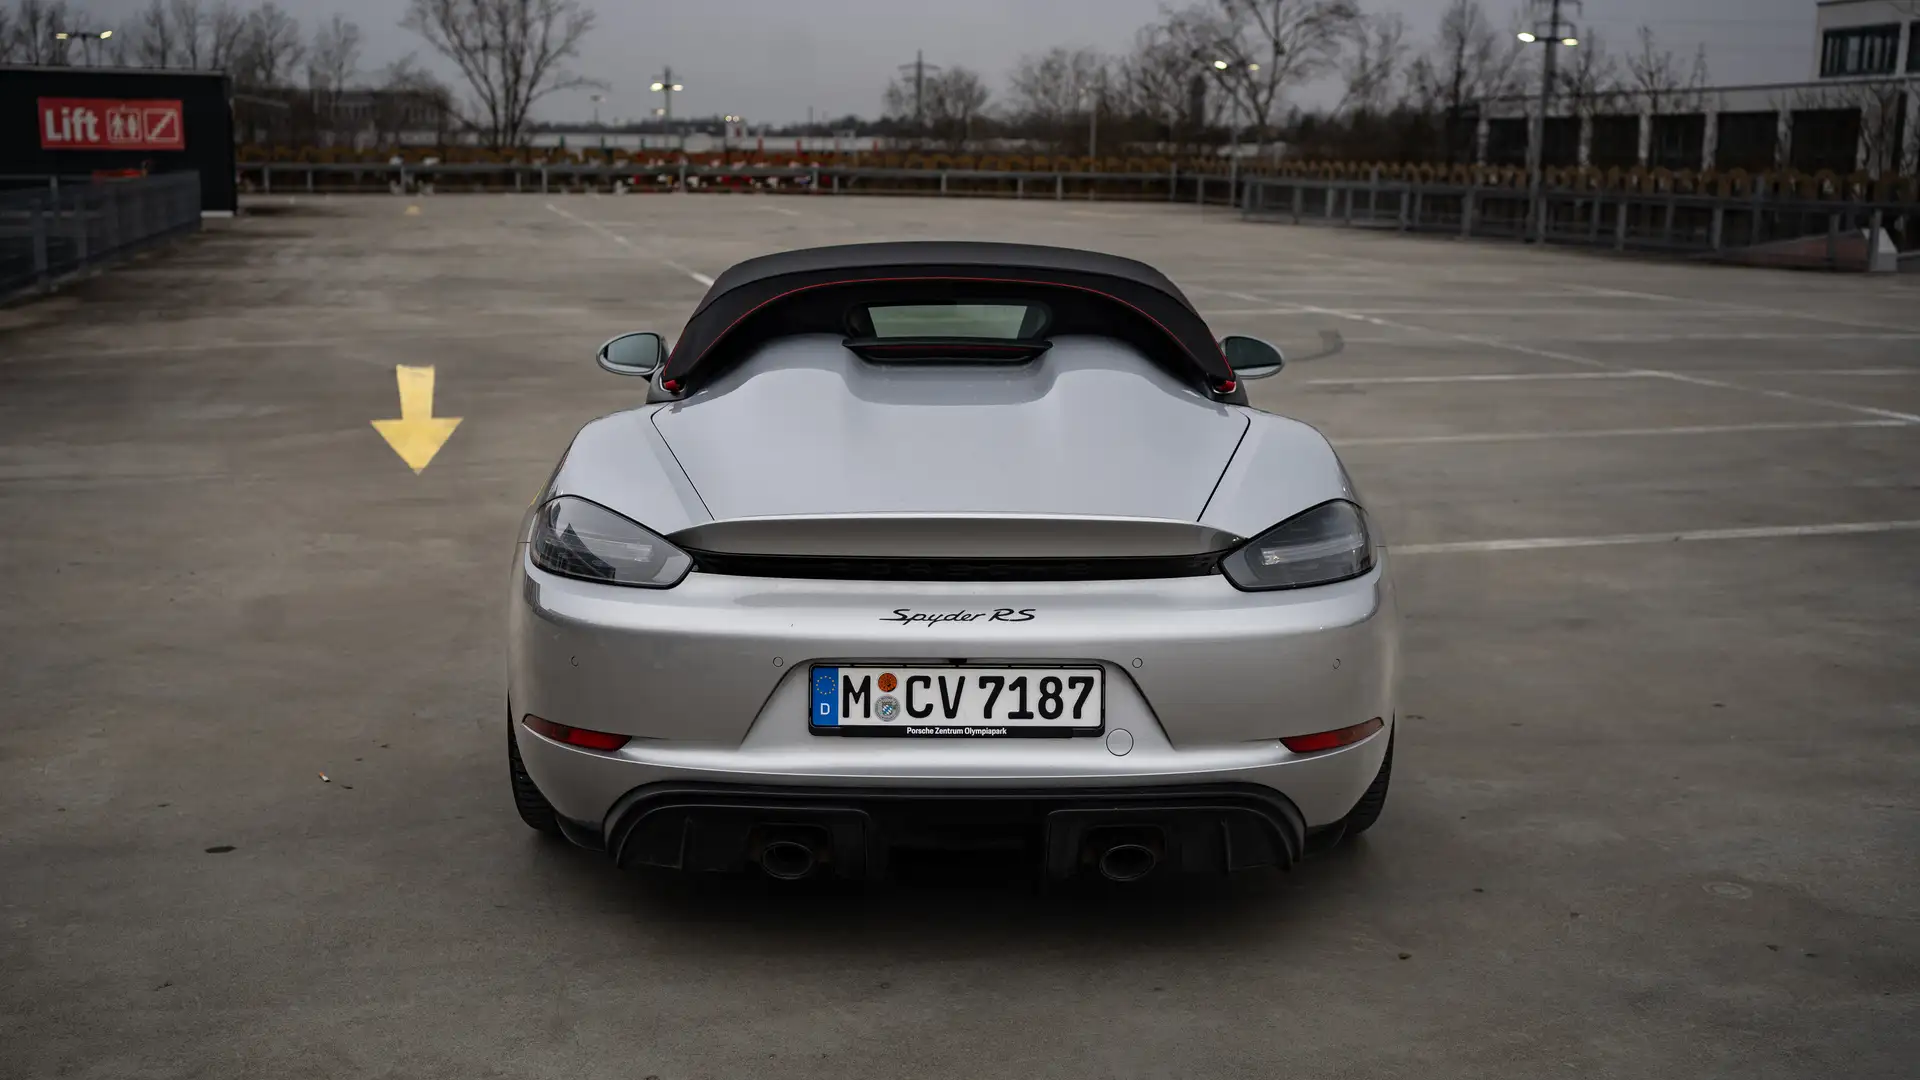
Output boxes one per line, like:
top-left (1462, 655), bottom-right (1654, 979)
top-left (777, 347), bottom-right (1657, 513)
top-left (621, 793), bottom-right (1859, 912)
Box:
top-left (371, 365), bottom-right (461, 473)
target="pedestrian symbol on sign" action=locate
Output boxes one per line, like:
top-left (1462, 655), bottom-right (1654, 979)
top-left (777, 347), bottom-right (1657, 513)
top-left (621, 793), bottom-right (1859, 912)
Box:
top-left (106, 106), bottom-right (142, 144)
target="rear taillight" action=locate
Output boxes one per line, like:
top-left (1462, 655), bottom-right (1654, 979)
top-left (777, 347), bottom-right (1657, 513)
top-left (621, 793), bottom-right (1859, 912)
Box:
top-left (1281, 717), bottom-right (1384, 754)
top-left (523, 715), bottom-right (630, 752)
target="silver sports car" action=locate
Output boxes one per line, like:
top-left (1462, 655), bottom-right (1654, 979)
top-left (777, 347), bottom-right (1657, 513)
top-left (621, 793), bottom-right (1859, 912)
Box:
top-left (507, 242), bottom-right (1398, 883)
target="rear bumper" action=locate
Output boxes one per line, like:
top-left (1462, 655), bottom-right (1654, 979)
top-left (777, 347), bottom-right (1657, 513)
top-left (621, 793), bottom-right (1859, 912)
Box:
top-left (509, 552), bottom-right (1398, 830)
top-left (594, 782), bottom-right (1309, 880)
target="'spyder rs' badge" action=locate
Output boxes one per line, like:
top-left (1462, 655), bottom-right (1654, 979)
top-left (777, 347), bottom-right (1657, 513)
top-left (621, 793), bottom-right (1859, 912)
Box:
top-left (876, 695), bottom-right (901, 721)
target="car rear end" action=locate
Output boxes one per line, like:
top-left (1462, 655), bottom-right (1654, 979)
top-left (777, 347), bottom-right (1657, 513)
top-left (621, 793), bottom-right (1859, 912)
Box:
top-left (508, 506), bottom-right (1397, 882)
top-left (508, 280), bottom-right (1397, 882)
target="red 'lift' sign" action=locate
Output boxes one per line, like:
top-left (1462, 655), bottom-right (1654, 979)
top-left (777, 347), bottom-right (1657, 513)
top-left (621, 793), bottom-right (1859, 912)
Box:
top-left (38, 98), bottom-right (187, 151)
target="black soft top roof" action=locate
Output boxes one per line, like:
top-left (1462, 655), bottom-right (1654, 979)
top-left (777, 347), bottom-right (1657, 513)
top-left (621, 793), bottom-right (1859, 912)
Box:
top-left (660, 241), bottom-right (1236, 393)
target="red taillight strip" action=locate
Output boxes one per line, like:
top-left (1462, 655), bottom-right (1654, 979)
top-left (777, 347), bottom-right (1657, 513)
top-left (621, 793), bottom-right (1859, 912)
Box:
top-left (523, 715), bottom-right (630, 752)
top-left (1280, 717), bottom-right (1384, 754)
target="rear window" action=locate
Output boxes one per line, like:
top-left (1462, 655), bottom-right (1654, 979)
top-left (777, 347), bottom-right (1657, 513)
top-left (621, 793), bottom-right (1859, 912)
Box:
top-left (855, 302), bottom-right (1049, 340)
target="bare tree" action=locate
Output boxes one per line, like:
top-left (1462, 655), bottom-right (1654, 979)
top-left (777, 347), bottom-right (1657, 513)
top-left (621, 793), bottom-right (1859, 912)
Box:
top-left (165, 0), bottom-right (205, 66)
top-left (307, 15), bottom-right (361, 90)
top-left (1406, 0), bottom-right (1527, 163)
top-left (0, 5), bottom-right (19, 62)
top-left (1169, 0), bottom-right (1361, 152)
top-left (134, 0), bottom-right (176, 67)
top-left (401, 0), bottom-right (603, 149)
top-left (230, 2), bottom-right (305, 89)
top-left (302, 14), bottom-right (363, 146)
top-left (1556, 28), bottom-right (1621, 112)
top-left (1007, 46), bottom-right (1113, 153)
top-left (1117, 20), bottom-right (1213, 147)
top-left (1626, 25), bottom-right (1708, 116)
top-left (1337, 11), bottom-right (1409, 116)
top-left (373, 53), bottom-right (455, 145)
top-left (885, 67), bottom-right (990, 149)
top-left (206, 0), bottom-right (249, 71)
top-left (12, 0), bottom-right (81, 65)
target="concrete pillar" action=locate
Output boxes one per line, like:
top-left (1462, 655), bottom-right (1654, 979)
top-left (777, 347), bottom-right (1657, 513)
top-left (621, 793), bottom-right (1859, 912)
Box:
top-left (1474, 115), bottom-right (1490, 166)
top-left (1776, 111), bottom-right (1793, 170)
top-left (1701, 111), bottom-right (1718, 172)
top-left (1636, 109), bottom-right (1652, 168)
top-left (1578, 113), bottom-right (1593, 168)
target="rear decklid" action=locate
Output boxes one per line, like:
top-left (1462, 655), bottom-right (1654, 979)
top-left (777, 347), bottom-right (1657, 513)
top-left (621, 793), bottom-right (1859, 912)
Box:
top-left (650, 336), bottom-right (1247, 528)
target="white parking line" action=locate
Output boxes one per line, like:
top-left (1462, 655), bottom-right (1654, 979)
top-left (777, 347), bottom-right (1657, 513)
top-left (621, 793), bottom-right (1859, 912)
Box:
top-left (543, 201), bottom-right (715, 285)
top-left (1307, 369), bottom-right (1920, 386)
top-left (1308, 372), bottom-right (1652, 386)
top-left (1273, 306), bottom-right (1739, 318)
top-left (1393, 519), bottom-right (1920, 555)
top-left (1336, 420), bottom-right (1908, 446)
top-left (1573, 332), bottom-right (1920, 343)
top-left (4, 324), bottom-right (603, 362)
top-left (1741, 369), bottom-right (1920, 377)
top-left (1556, 282), bottom-right (1920, 334)
top-left (1267, 298), bottom-right (1920, 425)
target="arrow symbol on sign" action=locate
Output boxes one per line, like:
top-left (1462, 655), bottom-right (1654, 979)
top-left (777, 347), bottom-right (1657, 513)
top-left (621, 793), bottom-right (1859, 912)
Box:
top-left (371, 365), bottom-right (461, 473)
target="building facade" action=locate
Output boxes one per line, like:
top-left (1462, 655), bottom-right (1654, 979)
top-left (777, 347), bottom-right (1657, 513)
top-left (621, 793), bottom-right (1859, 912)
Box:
top-left (1480, 1), bottom-right (1919, 178)
top-left (1816, 0), bottom-right (1920, 79)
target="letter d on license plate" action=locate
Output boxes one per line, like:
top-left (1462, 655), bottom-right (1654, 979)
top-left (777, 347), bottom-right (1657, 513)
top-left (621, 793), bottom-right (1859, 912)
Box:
top-left (810, 665), bottom-right (1104, 737)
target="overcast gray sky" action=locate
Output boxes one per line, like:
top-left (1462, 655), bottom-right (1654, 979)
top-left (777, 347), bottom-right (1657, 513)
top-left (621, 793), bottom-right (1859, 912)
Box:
top-left (84, 0), bottom-right (1819, 124)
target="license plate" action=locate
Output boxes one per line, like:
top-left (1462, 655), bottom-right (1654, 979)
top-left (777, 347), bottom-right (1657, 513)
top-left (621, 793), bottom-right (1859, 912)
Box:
top-left (810, 665), bottom-right (1104, 737)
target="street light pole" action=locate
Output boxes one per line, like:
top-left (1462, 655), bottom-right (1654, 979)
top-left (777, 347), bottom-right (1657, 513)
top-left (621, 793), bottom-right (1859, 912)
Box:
top-left (55, 28), bottom-right (113, 66)
top-left (1083, 83), bottom-right (1100, 160)
top-left (649, 68), bottom-right (686, 152)
top-left (1210, 58), bottom-right (1259, 210)
top-left (1519, 0), bottom-right (1580, 244)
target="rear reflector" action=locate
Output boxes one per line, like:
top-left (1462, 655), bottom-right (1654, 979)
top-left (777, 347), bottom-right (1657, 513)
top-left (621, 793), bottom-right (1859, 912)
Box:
top-left (523, 714), bottom-right (630, 752)
top-left (1280, 717), bottom-right (1384, 754)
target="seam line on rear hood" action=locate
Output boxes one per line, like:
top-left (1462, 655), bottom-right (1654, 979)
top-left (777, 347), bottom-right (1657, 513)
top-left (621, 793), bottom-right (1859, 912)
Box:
top-left (1194, 412), bottom-right (1251, 524)
top-left (648, 405), bottom-right (715, 521)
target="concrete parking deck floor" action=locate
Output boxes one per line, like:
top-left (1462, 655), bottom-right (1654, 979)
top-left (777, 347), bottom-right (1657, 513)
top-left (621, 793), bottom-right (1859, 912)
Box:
top-left (2, 194), bottom-right (1916, 1080)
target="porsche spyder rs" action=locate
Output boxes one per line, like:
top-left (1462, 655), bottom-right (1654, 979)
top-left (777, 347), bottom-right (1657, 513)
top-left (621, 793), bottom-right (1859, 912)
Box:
top-left (507, 241), bottom-right (1398, 882)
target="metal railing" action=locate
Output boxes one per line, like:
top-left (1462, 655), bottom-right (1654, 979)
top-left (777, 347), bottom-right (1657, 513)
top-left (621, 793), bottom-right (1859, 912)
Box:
top-left (1240, 175), bottom-right (1920, 271)
top-left (0, 173), bottom-right (203, 299)
top-left (240, 160), bottom-right (1256, 204)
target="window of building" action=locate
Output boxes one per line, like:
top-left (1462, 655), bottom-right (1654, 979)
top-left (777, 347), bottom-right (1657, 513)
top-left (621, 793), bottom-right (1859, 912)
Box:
top-left (1821, 24), bottom-right (1900, 77)
top-left (1909, 22), bottom-right (1920, 72)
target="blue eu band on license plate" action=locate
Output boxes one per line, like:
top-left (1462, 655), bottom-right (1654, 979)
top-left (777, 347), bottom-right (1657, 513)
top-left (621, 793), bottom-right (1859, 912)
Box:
top-left (810, 665), bottom-right (1104, 737)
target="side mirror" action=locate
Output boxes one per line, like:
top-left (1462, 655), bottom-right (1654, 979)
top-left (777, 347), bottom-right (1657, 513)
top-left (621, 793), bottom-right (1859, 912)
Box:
top-left (596, 331), bottom-right (667, 377)
top-left (1221, 335), bottom-right (1286, 380)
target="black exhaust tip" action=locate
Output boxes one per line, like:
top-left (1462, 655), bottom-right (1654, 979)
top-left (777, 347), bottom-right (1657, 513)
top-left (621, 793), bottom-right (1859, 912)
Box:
top-left (1097, 842), bottom-right (1160, 882)
top-left (759, 839), bottom-right (819, 880)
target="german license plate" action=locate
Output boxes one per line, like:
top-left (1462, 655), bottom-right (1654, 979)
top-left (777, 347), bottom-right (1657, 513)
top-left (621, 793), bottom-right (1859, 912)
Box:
top-left (810, 665), bottom-right (1104, 737)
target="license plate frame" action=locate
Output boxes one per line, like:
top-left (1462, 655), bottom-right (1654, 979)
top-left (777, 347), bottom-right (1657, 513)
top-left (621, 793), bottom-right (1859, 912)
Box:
top-left (809, 664), bottom-right (1105, 738)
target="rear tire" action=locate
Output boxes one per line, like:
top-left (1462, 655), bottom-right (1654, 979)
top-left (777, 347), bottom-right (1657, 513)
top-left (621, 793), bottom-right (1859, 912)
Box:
top-left (508, 723), bottom-right (563, 836)
top-left (1341, 734), bottom-right (1393, 837)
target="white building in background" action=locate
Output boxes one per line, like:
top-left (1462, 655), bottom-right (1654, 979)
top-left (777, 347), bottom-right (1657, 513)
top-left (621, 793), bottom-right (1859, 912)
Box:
top-left (1815, 0), bottom-right (1919, 79)
top-left (1477, 0), bottom-right (1919, 177)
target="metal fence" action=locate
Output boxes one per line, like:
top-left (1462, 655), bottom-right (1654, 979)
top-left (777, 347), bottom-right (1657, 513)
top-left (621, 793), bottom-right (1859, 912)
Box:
top-left (1240, 175), bottom-right (1920, 271)
top-left (240, 160), bottom-right (1256, 204)
top-left (0, 173), bottom-right (203, 299)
